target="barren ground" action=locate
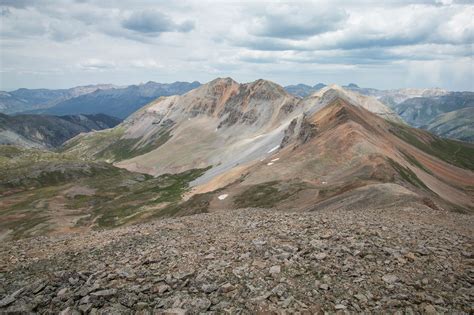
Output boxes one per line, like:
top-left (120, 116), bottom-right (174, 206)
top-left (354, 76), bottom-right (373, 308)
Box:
top-left (0, 205), bottom-right (472, 314)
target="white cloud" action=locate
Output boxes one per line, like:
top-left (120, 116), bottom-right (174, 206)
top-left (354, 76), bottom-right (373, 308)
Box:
top-left (129, 59), bottom-right (162, 69)
top-left (0, 0), bottom-right (472, 91)
top-left (78, 58), bottom-right (116, 71)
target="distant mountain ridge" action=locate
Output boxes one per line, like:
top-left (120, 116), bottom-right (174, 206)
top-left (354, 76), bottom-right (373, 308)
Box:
top-left (1, 81), bottom-right (202, 119)
top-left (0, 84), bottom-right (117, 114)
top-left (422, 107), bottom-right (474, 142)
top-left (393, 92), bottom-right (474, 127)
top-left (284, 83), bottom-right (326, 97)
top-left (22, 81), bottom-right (202, 119)
top-left (0, 113), bottom-right (121, 149)
top-left (4, 80), bottom-right (472, 142)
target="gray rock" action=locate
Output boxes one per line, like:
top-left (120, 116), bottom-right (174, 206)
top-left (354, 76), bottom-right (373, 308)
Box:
top-left (335, 304), bottom-right (347, 310)
top-left (201, 283), bottom-right (218, 293)
top-left (220, 283), bottom-right (235, 293)
top-left (423, 304), bottom-right (438, 314)
top-left (0, 295), bottom-right (16, 308)
top-left (0, 287), bottom-right (24, 307)
top-left (314, 252), bottom-right (328, 260)
top-left (91, 289), bottom-right (117, 297)
top-left (355, 293), bottom-right (368, 303)
top-left (188, 297), bottom-right (211, 311)
top-left (135, 302), bottom-right (149, 310)
top-left (319, 283), bottom-right (330, 290)
top-left (382, 274), bottom-right (399, 284)
top-left (269, 265), bottom-right (281, 275)
top-left (162, 308), bottom-right (188, 315)
top-left (57, 287), bottom-right (69, 297)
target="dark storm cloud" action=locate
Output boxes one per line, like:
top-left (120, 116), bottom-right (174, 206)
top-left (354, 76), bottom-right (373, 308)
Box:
top-left (121, 10), bottom-right (194, 35)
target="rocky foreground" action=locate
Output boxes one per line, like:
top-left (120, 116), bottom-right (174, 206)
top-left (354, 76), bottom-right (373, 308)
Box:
top-left (0, 206), bottom-right (472, 314)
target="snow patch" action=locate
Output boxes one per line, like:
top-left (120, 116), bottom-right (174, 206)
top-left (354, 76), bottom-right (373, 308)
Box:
top-left (267, 145), bottom-right (280, 153)
top-left (218, 194), bottom-right (228, 200)
top-left (271, 158), bottom-right (280, 162)
top-left (267, 162), bottom-right (274, 166)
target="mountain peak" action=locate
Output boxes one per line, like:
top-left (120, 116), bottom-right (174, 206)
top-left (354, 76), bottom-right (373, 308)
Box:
top-left (251, 78), bottom-right (277, 85)
top-left (346, 83), bottom-right (360, 88)
top-left (307, 84), bottom-right (403, 123)
top-left (246, 79), bottom-right (289, 96)
top-left (308, 84), bottom-right (346, 98)
top-left (208, 77), bottom-right (239, 86)
top-left (314, 96), bottom-right (372, 124)
top-left (313, 83), bottom-right (326, 89)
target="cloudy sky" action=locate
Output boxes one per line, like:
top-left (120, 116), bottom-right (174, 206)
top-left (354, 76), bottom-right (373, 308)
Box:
top-left (0, 0), bottom-right (473, 91)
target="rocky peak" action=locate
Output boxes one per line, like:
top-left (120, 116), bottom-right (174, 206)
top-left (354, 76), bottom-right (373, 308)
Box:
top-left (346, 83), bottom-right (360, 88)
top-left (215, 79), bottom-right (297, 128)
top-left (307, 85), bottom-right (403, 123)
top-left (309, 98), bottom-right (386, 138)
top-left (247, 79), bottom-right (289, 97)
top-left (206, 77), bottom-right (239, 88)
top-left (198, 78), bottom-right (240, 99)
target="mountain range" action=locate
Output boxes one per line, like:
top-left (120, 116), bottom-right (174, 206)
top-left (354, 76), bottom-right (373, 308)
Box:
top-left (1, 81), bottom-right (201, 119)
top-left (2, 78), bottom-right (472, 241)
top-left (393, 92), bottom-right (474, 126)
top-left (3, 80), bottom-right (472, 143)
top-left (284, 84), bottom-right (473, 142)
top-left (0, 84), bottom-right (116, 114)
top-left (283, 83), bottom-right (327, 97)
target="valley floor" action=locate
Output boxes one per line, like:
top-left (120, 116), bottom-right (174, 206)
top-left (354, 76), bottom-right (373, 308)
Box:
top-left (0, 206), bottom-right (472, 314)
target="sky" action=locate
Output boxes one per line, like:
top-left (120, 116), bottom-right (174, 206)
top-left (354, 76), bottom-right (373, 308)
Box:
top-left (0, 0), bottom-right (473, 91)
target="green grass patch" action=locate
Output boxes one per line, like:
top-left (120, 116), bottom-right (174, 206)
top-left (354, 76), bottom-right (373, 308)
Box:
top-left (154, 191), bottom-right (214, 218)
top-left (1, 160), bottom-right (122, 191)
top-left (233, 180), bottom-right (309, 208)
top-left (90, 167), bottom-right (211, 228)
top-left (59, 125), bottom-right (126, 154)
top-left (1, 141), bottom-right (213, 238)
top-left (3, 215), bottom-right (51, 240)
top-left (387, 158), bottom-right (428, 189)
top-left (317, 181), bottom-right (366, 201)
top-left (95, 129), bottom-right (171, 162)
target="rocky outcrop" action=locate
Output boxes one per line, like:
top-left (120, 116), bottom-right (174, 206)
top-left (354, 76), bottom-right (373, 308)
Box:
top-left (280, 118), bottom-right (297, 148)
top-left (297, 115), bottom-right (318, 144)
